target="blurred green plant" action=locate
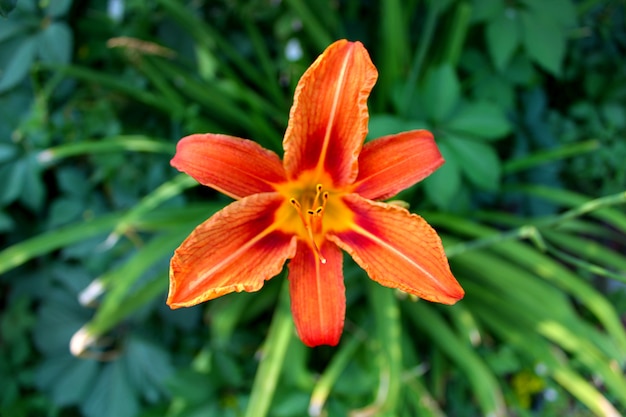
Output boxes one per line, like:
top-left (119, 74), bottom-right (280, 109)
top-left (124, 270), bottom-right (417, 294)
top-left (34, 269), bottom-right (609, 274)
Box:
top-left (1, 1), bottom-right (625, 417)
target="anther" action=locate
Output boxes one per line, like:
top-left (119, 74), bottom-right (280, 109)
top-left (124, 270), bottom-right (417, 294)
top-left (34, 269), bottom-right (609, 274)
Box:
top-left (289, 185), bottom-right (330, 265)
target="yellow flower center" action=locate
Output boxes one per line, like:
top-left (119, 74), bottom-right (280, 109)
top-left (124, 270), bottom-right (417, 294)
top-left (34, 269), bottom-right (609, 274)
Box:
top-left (274, 171), bottom-right (354, 263)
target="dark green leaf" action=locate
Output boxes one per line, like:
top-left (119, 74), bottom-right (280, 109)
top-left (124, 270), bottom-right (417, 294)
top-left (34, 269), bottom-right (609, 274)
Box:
top-left (470, 0), bottom-right (502, 22)
top-left (124, 336), bottom-right (173, 402)
top-left (522, 0), bottom-right (576, 28)
top-left (423, 141), bottom-right (461, 209)
top-left (521, 10), bottom-right (565, 75)
top-left (82, 360), bottom-right (139, 417)
top-left (0, 210), bottom-right (13, 231)
top-left (47, 197), bottom-right (84, 227)
top-left (19, 155), bottom-right (46, 211)
top-left (45, 0), bottom-right (72, 18)
top-left (486, 11), bottom-right (521, 70)
top-left (0, 36), bottom-right (36, 92)
top-left (447, 135), bottom-right (501, 191)
top-left (37, 22), bottom-right (72, 64)
top-left (37, 355), bottom-right (99, 406)
top-left (447, 101), bottom-right (511, 140)
top-left (0, 0), bottom-right (17, 17)
top-left (166, 369), bottom-right (216, 405)
top-left (0, 143), bottom-right (17, 163)
top-left (422, 64), bottom-right (460, 123)
top-left (0, 159), bottom-right (25, 205)
top-left (367, 114), bottom-right (429, 140)
top-left (0, 19), bottom-right (26, 42)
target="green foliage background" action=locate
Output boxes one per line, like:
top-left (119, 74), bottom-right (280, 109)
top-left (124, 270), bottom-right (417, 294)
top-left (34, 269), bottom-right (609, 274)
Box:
top-left (1, 0), bottom-right (626, 416)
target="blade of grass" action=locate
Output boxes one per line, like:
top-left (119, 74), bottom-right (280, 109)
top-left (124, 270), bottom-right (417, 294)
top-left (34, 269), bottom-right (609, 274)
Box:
top-left (471, 295), bottom-right (621, 417)
top-left (72, 231), bottom-right (187, 356)
top-left (41, 64), bottom-right (172, 113)
top-left (442, 2), bottom-right (472, 66)
top-left (157, 0), bottom-right (280, 101)
top-left (0, 213), bottom-right (118, 275)
top-left (433, 215), bottom-right (626, 353)
top-left (503, 140), bottom-right (600, 174)
top-left (400, 0), bottom-right (443, 116)
top-left (244, 280), bottom-right (293, 417)
top-left (283, 0), bottom-right (333, 51)
top-left (106, 174), bottom-right (198, 246)
top-left (379, 0), bottom-right (409, 105)
top-left (37, 135), bottom-right (174, 166)
top-left (309, 331), bottom-right (365, 416)
top-left (511, 185), bottom-right (626, 233)
top-left (403, 301), bottom-right (506, 416)
top-left (352, 283), bottom-right (402, 416)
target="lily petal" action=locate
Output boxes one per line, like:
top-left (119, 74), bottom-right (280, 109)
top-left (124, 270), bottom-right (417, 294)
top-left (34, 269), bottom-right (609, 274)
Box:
top-left (171, 134), bottom-right (286, 199)
top-left (354, 130), bottom-right (444, 201)
top-left (288, 240), bottom-right (345, 347)
top-left (283, 40), bottom-right (378, 186)
top-left (168, 193), bottom-right (297, 308)
top-left (328, 194), bottom-right (464, 304)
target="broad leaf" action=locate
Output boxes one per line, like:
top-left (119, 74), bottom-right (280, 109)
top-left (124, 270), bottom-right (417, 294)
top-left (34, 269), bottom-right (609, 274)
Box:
top-left (0, 36), bottom-right (36, 92)
top-left (447, 101), bottom-right (512, 140)
top-left (423, 140), bottom-right (461, 209)
top-left (486, 11), bottom-right (520, 70)
top-left (447, 135), bottom-right (501, 191)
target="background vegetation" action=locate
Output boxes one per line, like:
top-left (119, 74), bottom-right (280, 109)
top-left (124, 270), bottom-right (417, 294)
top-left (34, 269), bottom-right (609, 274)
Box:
top-left (1, 0), bottom-right (625, 416)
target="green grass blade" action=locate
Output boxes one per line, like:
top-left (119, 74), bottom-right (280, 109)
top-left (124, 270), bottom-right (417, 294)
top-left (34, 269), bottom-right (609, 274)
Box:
top-left (244, 281), bottom-right (293, 417)
top-left (37, 135), bottom-right (174, 165)
top-left (0, 213), bottom-right (118, 275)
top-left (403, 301), bottom-right (506, 416)
top-left (283, 0), bottom-right (333, 51)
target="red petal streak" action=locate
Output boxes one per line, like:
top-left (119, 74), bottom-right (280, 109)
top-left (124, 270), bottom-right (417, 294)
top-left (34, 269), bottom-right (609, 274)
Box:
top-left (288, 240), bottom-right (345, 347)
top-left (171, 134), bottom-right (286, 199)
top-left (168, 193), bottom-right (297, 308)
top-left (354, 130), bottom-right (444, 200)
top-left (328, 195), bottom-right (464, 304)
top-left (283, 40), bottom-right (378, 186)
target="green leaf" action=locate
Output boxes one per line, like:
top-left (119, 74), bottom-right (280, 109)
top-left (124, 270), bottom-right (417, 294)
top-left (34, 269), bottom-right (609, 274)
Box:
top-left (47, 197), bottom-right (84, 227)
top-left (367, 114), bottom-right (428, 140)
top-left (0, 36), bottom-right (36, 93)
top-left (44, 0), bottom-right (72, 17)
top-left (37, 22), bottom-right (72, 64)
top-left (423, 141), bottom-right (461, 209)
top-left (0, 159), bottom-right (25, 205)
top-left (0, 19), bottom-right (26, 42)
top-left (447, 136), bottom-right (501, 191)
top-left (124, 336), bottom-right (173, 402)
top-left (82, 360), bottom-right (139, 417)
top-left (19, 155), bottom-right (45, 211)
top-left (0, 0), bottom-right (17, 17)
top-left (470, 0), bottom-right (502, 22)
top-left (486, 10), bottom-right (521, 70)
top-left (422, 64), bottom-right (460, 123)
top-left (447, 101), bottom-right (512, 140)
top-left (37, 355), bottom-right (99, 406)
top-left (0, 210), bottom-right (13, 231)
top-left (522, 0), bottom-right (576, 28)
top-left (521, 10), bottom-right (566, 76)
top-left (0, 143), bottom-right (17, 163)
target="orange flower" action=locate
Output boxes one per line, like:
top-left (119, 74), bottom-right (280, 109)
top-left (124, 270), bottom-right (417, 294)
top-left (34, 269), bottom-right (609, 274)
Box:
top-left (168, 40), bottom-right (464, 347)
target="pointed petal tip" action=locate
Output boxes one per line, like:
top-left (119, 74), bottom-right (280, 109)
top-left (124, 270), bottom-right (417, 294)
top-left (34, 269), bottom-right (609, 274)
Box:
top-left (288, 241), bottom-right (345, 348)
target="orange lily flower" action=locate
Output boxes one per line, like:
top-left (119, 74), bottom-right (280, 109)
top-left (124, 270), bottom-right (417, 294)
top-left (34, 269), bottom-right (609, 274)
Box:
top-left (168, 40), bottom-right (464, 347)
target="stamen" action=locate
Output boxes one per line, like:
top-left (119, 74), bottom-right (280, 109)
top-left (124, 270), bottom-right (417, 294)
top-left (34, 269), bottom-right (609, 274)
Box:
top-left (289, 186), bottom-right (329, 264)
